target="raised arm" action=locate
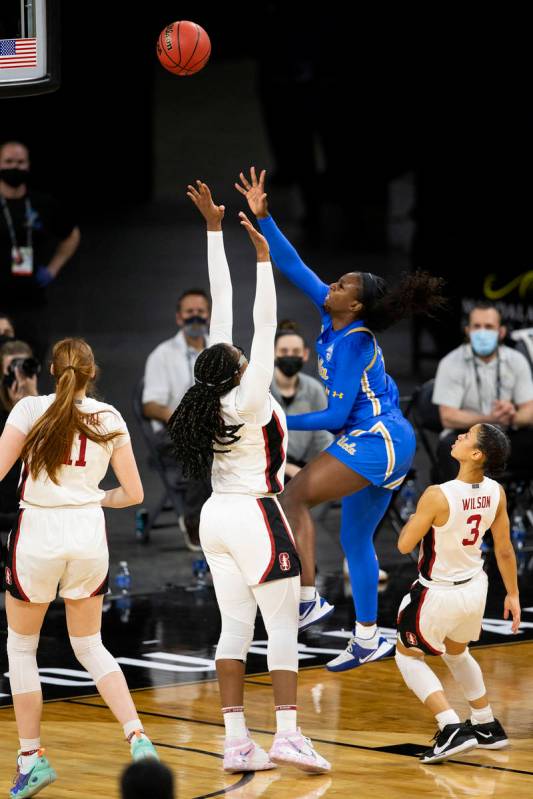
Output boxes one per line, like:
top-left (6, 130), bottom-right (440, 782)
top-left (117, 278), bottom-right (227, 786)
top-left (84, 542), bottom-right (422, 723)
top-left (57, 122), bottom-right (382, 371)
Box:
top-left (187, 180), bottom-right (232, 344)
top-left (235, 167), bottom-right (328, 309)
top-left (235, 213), bottom-right (277, 423)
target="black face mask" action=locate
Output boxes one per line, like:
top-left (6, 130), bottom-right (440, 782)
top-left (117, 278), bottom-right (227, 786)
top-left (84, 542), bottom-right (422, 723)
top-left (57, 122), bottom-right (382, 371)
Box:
top-left (0, 168), bottom-right (30, 188)
top-left (183, 315), bottom-right (209, 339)
top-left (275, 356), bottom-right (304, 377)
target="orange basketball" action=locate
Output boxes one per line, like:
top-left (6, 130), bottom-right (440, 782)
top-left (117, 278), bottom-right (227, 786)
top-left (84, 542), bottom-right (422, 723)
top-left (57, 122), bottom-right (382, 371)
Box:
top-left (156, 20), bottom-right (211, 76)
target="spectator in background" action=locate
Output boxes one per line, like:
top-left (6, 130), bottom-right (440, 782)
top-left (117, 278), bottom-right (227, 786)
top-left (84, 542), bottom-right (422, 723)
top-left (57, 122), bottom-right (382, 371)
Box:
top-left (0, 311), bottom-right (15, 345)
top-left (270, 321), bottom-right (333, 480)
top-left (0, 339), bottom-right (39, 532)
top-left (433, 302), bottom-right (533, 481)
top-left (0, 141), bottom-right (80, 362)
top-left (142, 288), bottom-right (212, 550)
top-left (120, 760), bottom-right (174, 799)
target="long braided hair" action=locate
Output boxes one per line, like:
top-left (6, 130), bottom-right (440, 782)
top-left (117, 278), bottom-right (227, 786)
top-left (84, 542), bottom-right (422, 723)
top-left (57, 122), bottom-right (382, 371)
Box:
top-left (168, 343), bottom-right (244, 479)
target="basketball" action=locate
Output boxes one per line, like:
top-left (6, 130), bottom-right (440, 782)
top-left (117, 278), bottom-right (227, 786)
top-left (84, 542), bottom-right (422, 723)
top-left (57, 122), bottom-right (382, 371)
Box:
top-left (156, 20), bottom-right (211, 76)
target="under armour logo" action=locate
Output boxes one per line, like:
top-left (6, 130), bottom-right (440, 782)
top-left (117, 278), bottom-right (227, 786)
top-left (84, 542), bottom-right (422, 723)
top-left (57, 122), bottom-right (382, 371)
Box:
top-left (332, 391), bottom-right (344, 399)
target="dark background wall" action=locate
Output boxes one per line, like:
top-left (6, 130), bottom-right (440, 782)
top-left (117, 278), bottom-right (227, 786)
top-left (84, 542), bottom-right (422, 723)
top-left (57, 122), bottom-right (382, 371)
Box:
top-left (2, 4), bottom-right (532, 339)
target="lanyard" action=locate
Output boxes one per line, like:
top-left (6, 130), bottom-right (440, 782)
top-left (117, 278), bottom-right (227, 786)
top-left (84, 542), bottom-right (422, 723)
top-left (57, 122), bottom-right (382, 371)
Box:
top-left (0, 195), bottom-right (33, 252)
top-left (471, 347), bottom-right (501, 410)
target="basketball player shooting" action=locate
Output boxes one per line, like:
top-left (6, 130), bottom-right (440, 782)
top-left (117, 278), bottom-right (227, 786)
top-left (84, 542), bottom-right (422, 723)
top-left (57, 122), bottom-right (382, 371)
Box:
top-left (395, 423), bottom-right (520, 764)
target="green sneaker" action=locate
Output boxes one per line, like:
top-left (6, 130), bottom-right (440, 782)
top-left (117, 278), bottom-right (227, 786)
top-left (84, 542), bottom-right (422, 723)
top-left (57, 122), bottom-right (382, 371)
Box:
top-left (130, 732), bottom-right (159, 761)
top-left (10, 750), bottom-right (57, 798)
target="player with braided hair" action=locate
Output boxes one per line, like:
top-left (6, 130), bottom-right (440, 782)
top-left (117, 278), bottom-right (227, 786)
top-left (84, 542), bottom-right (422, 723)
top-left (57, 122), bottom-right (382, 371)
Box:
top-left (173, 180), bottom-right (330, 775)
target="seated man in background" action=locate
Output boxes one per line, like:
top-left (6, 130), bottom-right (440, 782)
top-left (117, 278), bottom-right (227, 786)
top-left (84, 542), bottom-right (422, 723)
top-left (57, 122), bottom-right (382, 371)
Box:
top-left (142, 288), bottom-right (212, 550)
top-left (271, 320), bottom-right (333, 479)
top-left (433, 301), bottom-right (533, 481)
top-left (0, 339), bottom-right (39, 532)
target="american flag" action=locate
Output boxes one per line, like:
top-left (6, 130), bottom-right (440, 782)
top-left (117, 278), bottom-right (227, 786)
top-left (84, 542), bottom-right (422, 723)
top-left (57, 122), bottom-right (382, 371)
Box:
top-left (0, 38), bottom-right (37, 69)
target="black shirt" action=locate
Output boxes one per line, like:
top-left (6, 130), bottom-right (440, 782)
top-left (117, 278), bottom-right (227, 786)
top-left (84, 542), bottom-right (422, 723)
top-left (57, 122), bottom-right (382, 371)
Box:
top-left (0, 190), bottom-right (76, 309)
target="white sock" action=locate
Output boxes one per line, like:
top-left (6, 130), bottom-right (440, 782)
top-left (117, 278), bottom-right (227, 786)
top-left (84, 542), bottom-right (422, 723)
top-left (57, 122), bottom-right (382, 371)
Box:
top-left (436, 709), bottom-right (461, 730)
top-left (470, 704), bottom-right (494, 725)
top-left (123, 718), bottom-right (146, 742)
top-left (355, 622), bottom-right (378, 644)
top-left (275, 704), bottom-right (297, 733)
top-left (300, 586), bottom-right (316, 602)
top-left (222, 706), bottom-right (247, 739)
top-left (18, 738), bottom-right (41, 775)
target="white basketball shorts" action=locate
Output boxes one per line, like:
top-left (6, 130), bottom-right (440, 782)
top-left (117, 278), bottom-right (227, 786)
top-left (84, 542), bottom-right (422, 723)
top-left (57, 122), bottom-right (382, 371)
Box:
top-left (200, 493), bottom-right (300, 586)
top-left (5, 506), bottom-right (109, 603)
top-left (397, 569), bottom-right (488, 655)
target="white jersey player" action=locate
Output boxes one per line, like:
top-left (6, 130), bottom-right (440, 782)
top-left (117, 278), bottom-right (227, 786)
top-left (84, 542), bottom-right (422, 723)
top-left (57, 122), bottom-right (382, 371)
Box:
top-left (170, 181), bottom-right (330, 775)
top-left (0, 337), bottom-right (158, 797)
top-left (395, 423), bottom-right (520, 764)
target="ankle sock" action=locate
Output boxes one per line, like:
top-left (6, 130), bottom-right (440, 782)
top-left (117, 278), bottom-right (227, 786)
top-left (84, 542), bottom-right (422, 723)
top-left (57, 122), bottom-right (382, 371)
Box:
top-left (436, 709), bottom-right (461, 730)
top-left (275, 704), bottom-right (297, 733)
top-left (470, 704), bottom-right (494, 725)
top-left (222, 706), bottom-right (247, 739)
top-left (300, 586), bottom-right (316, 602)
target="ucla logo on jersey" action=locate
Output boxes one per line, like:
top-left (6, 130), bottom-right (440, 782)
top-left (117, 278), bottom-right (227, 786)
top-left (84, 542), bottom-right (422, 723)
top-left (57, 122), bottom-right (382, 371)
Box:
top-left (318, 356), bottom-right (329, 381)
top-left (336, 435), bottom-right (356, 456)
top-left (325, 345), bottom-right (334, 362)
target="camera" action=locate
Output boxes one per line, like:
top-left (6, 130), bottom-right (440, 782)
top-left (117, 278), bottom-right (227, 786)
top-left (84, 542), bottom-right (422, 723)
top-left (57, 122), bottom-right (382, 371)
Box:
top-left (3, 357), bottom-right (41, 389)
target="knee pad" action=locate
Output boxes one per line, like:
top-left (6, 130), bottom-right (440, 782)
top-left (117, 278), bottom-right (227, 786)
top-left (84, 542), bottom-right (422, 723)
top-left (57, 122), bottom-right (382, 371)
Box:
top-left (442, 648), bottom-right (486, 701)
top-left (7, 628), bottom-right (41, 695)
top-left (395, 650), bottom-right (443, 703)
top-left (215, 622), bottom-right (254, 662)
top-left (257, 577), bottom-right (299, 673)
top-left (69, 632), bottom-right (121, 684)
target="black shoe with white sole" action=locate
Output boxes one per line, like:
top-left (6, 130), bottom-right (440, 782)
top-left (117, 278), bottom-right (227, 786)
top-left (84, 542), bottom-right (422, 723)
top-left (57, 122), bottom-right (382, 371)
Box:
top-left (464, 719), bottom-right (509, 749)
top-left (420, 723), bottom-right (478, 764)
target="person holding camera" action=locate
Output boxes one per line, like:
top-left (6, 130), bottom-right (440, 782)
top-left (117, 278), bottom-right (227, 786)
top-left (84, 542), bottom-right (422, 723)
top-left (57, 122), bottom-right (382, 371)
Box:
top-left (0, 340), bottom-right (40, 532)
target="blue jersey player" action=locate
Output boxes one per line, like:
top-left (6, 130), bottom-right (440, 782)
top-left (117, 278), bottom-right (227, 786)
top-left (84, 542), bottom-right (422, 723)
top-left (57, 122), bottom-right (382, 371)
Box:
top-left (236, 167), bottom-right (446, 672)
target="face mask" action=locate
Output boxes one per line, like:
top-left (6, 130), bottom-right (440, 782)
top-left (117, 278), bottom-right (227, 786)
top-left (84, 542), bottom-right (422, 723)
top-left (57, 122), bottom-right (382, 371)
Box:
top-left (183, 315), bottom-right (209, 339)
top-left (470, 329), bottom-right (499, 357)
top-left (0, 168), bottom-right (30, 188)
top-left (275, 356), bottom-right (304, 377)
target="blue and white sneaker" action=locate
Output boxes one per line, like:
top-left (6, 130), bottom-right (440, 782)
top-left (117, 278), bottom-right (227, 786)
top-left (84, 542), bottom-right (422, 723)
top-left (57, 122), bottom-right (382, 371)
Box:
top-left (326, 632), bottom-right (394, 671)
top-left (298, 592), bottom-right (335, 632)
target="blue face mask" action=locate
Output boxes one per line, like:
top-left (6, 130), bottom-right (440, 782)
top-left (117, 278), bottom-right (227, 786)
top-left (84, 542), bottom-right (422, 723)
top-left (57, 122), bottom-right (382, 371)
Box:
top-left (470, 329), bottom-right (499, 356)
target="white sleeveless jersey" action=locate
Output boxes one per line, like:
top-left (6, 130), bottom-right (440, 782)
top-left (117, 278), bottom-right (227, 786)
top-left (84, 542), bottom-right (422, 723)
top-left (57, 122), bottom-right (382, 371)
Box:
top-left (418, 476), bottom-right (500, 583)
top-left (6, 394), bottom-right (130, 508)
top-left (211, 390), bottom-right (287, 496)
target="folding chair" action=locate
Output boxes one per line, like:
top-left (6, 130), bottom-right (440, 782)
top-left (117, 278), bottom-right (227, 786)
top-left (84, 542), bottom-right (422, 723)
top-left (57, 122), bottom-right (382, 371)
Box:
top-left (131, 378), bottom-right (187, 543)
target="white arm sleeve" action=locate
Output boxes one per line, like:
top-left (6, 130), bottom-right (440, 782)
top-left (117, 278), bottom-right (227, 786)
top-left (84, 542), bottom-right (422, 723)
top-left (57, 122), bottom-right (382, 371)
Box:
top-left (207, 230), bottom-right (233, 346)
top-left (236, 261), bottom-right (276, 423)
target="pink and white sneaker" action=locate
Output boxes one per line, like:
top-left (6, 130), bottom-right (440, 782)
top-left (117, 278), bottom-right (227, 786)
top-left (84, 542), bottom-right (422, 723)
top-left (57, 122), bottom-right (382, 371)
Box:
top-left (269, 729), bottom-right (331, 773)
top-left (223, 736), bottom-right (276, 773)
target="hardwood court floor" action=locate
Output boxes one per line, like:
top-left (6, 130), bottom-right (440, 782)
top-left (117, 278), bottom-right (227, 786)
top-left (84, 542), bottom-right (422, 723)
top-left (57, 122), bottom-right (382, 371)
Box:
top-left (1, 642), bottom-right (532, 799)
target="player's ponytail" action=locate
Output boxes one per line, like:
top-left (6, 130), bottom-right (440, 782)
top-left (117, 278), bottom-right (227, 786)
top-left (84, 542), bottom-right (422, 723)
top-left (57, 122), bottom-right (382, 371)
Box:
top-left (476, 423), bottom-right (511, 477)
top-left (21, 338), bottom-right (121, 484)
top-left (360, 271), bottom-right (447, 332)
top-left (168, 343), bottom-right (243, 479)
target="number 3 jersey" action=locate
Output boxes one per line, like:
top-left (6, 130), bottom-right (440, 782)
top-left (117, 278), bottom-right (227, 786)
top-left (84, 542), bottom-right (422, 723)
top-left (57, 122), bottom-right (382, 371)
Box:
top-left (419, 476), bottom-right (501, 584)
top-left (6, 394), bottom-right (130, 508)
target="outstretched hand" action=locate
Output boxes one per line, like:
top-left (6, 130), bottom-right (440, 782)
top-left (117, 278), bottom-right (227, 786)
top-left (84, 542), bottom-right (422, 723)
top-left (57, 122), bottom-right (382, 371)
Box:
top-left (235, 167), bottom-right (269, 219)
top-left (238, 212), bottom-right (270, 261)
top-left (186, 180), bottom-right (225, 230)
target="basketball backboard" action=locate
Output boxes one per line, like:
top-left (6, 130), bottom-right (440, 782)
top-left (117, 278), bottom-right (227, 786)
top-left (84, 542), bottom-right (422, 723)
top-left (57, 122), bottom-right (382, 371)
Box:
top-left (0, 0), bottom-right (60, 97)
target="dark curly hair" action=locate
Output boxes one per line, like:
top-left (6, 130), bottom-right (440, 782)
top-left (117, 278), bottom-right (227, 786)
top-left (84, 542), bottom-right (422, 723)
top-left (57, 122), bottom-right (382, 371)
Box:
top-left (359, 271), bottom-right (447, 332)
top-left (168, 343), bottom-right (244, 479)
top-left (476, 423), bottom-right (511, 478)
